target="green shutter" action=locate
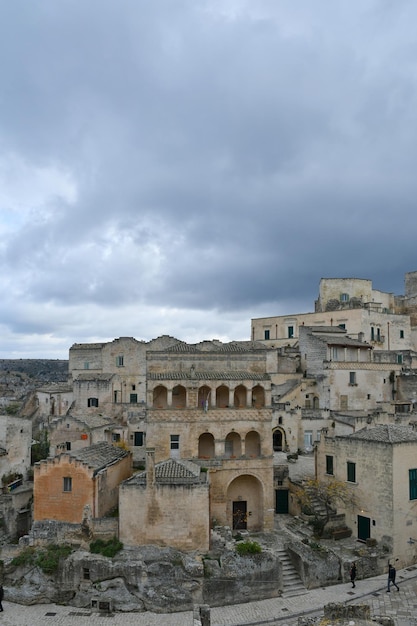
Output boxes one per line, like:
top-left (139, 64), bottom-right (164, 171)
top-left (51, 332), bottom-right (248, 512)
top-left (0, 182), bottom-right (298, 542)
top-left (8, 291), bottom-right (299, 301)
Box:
top-left (409, 469), bottom-right (417, 500)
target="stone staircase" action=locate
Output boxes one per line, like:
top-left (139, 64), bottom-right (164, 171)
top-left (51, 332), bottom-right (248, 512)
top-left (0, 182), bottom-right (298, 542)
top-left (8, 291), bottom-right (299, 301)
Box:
top-left (276, 547), bottom-right (306, 596)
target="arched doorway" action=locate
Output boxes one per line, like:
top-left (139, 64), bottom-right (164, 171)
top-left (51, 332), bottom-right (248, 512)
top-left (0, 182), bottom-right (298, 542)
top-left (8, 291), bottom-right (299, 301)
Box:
top-left (227, 475), bottom-right (264, 531)
top-left (234, 385), bottom-right (247, 408)
top-left (245, 430), bottom-right (261, 457)
top-left (273, 429), bottom-right (285, 451)
top-left (198, 433), bottom-right (215, 459)
top-left (216, 385), bottom-right (229, 408)
top-left (153, 386), bottom-right (167, 408)
top-left (172, 385), bottom-right (186, 408)
top-left (252, 385), bottom-right (265, 408)
top-left (225, 432), bottom-right (241, 458)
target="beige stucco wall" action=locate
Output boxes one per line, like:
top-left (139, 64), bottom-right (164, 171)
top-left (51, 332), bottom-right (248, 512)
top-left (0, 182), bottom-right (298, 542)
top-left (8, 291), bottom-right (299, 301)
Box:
top-left (34, 452), bottom-right (132, 523)
top-left (119, 480), bottom-right (210, 551)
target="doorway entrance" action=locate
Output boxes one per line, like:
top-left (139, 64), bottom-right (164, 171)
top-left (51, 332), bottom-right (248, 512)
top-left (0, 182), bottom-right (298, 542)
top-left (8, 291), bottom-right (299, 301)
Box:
top-left (357, 514), bottom-right (371, 542)
top-left (232, 501), bottom-right (247, 530)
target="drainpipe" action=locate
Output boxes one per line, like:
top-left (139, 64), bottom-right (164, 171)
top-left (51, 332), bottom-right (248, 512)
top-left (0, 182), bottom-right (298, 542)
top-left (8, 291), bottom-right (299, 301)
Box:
top-left (387, 322), bottom-right (390, 350)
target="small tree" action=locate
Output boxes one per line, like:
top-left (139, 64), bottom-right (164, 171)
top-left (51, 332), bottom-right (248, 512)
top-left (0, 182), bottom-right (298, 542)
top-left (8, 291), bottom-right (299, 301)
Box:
top-left (294, 478), bottom-right (356, 537)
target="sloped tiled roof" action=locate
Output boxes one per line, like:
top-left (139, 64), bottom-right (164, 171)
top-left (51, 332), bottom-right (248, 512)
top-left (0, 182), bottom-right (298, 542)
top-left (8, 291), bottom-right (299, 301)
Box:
top-left (347, 424), bottom-right (417, 444)
top-left (73, 373), bottom-right (114, 382)
top-left (61, 442), bottom-right (129, 474)
top-left (128, 458), bottom-right (206, 486)
top-left (149, 371), bottom-right (270, 381)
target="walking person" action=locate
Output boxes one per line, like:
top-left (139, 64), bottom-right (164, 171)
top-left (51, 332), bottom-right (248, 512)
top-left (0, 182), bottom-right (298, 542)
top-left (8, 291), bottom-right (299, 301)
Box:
top-left (0, 584), bottom-right (4, 611)
top-left (350, 561), bottom-right (357, 588)
top-left (387, 563), bottom-right (399, 592)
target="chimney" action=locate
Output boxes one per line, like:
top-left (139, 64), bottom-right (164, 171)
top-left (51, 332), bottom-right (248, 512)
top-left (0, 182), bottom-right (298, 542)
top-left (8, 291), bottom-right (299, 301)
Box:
top-left (145, 448), bottom-right (156, 488)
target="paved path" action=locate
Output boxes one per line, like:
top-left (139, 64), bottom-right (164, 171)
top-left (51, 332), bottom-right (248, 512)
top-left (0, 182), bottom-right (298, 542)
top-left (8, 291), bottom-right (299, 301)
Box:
top-left (1, 566), bottom-right (417, 625)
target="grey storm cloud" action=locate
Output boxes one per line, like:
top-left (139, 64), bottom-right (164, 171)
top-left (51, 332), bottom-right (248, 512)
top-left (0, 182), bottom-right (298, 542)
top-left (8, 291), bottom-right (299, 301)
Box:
top-left (1, 0), bottom-right (417, 357)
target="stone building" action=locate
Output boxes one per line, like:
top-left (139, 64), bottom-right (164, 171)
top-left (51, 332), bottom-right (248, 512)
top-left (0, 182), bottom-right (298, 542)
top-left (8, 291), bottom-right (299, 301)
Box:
top-left (315, 424), bottom-right (417, 567)
top-left (119, 449), bottom-right (210, 551)
top-left (36, 383), bottom-right (73, 420)
top-left (34, 442), bottom-right (132, 524)
top-left (251, 274), bottom-right (413, 351)
top-left (48, 414), bottom-right (120, 456)
top-left (68, 337), bottom-right (285, 534)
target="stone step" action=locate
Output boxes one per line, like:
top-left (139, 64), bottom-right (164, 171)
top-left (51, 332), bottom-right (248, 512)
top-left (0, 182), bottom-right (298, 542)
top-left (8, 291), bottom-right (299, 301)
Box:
top-left (276, 548), bottom-right (307, 597)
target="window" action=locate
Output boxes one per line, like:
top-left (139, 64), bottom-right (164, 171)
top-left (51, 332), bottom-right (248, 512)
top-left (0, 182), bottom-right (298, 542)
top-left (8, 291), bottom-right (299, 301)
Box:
top-left (132, 384), bottom-right (136, 391)
top-left (112, 433), bottom-right (121, 443)
top-left (63, 477), bottom-right (72, 492)
top-left (134, 431), bottom-right (144, 446)
top-left (83, 568), bottom-right (90, 580)
top-left (349, 372), bottom-right (356, 385)
top-left (87, 397), bottom-right (99, 407)
top-left (409, 469), bottom-right (417, 500)
top-left (326, 455), bottom-right (334, 475)
top-left (397, 354), bottom-right (403, 364)
top-left (371, 327), bottom-right (375, 341)
top-left (338, 324), bottom-right (346, 330)
top-left (332, 347), bottom-right (339, 360)
top-left (347, 461), bottom-right (356, 483)
top-left (376, 328), bottom-right (381, 342)
top-left (340, 293), bottom-right (349, 302)
top-left (130, 393), bottom-right (138, 404)
top-left (84, 362), bottom-right (89, 370)
top-left (288, 326), bottom-right (294, 338)
top-left (116, 355), bottom-right (124, 367)
top-left (170, 435), bottom-right (180, 450)
top-left (264, 330), bottom-right (270, 340)
top-left (304, 431), bottom-right (313, 450)
top-left (65, 441), bottom-right (71, 451)
top-left (400, 330), bottom-right (404, 339)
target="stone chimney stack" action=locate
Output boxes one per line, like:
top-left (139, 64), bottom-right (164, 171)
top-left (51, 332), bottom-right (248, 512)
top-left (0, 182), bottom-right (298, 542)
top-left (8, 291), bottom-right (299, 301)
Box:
top-left (145, 448), bottom-right (156, 488)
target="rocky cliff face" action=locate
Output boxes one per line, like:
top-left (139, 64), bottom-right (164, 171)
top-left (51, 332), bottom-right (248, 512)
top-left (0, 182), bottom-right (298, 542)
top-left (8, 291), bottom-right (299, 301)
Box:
top-left (3, 545), bottom-right (282, 613)
top-left (0, 360), bottom-right (68, 402)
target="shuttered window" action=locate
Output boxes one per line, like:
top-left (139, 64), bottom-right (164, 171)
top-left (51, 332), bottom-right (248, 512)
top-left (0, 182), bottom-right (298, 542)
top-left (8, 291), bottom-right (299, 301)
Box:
top-left (409, 469), bottom-right (417, 500)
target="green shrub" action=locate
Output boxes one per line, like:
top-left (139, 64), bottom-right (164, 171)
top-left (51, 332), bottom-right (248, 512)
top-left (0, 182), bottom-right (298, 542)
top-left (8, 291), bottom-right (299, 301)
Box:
top-left (11, 544), bottom-right (72, 574)
top-left (235, 540), bottom-right (262, 556)
top-left (90, 536), bottom-right (123, 558)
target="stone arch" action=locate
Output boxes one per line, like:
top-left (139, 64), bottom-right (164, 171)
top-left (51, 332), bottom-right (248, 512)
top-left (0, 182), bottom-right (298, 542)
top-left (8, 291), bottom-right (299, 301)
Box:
top-left (234, 385), bottom-right (247, 408)
top-left (198, 385), bottom-right (212, 410)
top-left (225, 431), bottom-right (241, 458)
top-left (153, 385), bottom-right (167, 408)
top-left (227, 475), bottom-right (264, 531)
top-left (172, 385), bottom-right (186, 408)
top-left (245, 430), bottom-right (261, 457)
top-left (216, 385), bottom-right (229, 408)
top-left (273, 428), bottom-right (286, 452)
top-left (252, 385), bottom-right (265, 408)
top-left (313, 395), bottom-right (320, 409)
top-left (198, 433), bottom-right (215, 459)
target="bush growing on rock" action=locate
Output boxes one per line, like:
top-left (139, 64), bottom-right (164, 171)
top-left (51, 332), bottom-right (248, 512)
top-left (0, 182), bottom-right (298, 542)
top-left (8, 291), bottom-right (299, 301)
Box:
top-left (11, 544), bottom-right (72, 574)
top-left (89, 536), bottom-right (123, 558)
top-left (235, 540), bottom-right (262, 556)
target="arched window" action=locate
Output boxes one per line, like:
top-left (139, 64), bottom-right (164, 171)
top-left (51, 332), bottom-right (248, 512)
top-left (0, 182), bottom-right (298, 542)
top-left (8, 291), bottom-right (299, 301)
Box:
top-left (234, 385), bottom-right (247, 408)
top-left (245, 431), bottom-right (261, 457)
top-left (216, 385), bottom-right (229, 408)
top-left (153, 386), bottom-right (167, 408)
top-left (172, 385), bottom-right (186, 408)
top-left (198, 433), bottom-right (215, 459)
top-left (225, 432), bottom-right (241, 458)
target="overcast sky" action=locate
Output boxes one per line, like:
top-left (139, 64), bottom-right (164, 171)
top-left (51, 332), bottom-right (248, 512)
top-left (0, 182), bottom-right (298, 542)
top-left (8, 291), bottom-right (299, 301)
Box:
top-left (1, 1), bottom-right (417, 358)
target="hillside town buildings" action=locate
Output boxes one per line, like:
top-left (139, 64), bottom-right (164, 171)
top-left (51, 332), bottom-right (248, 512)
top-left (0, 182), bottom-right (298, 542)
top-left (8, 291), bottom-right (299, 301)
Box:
top-left (9, 270), bottom-right (417, 569)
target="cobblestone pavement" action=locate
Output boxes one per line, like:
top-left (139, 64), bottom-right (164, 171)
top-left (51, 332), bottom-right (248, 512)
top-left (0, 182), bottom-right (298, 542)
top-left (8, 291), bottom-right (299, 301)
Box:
top-left (1, 566), bottom-right (417, 626)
